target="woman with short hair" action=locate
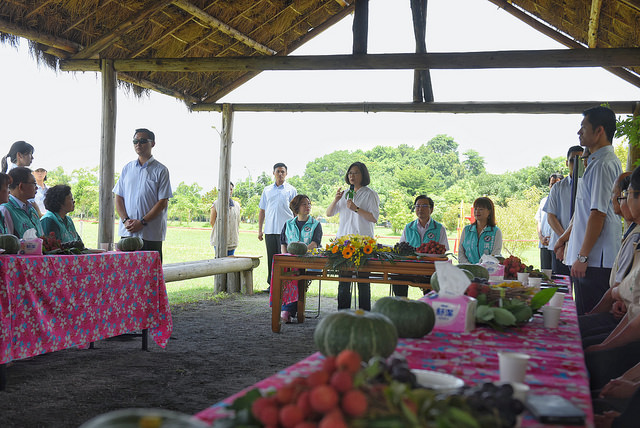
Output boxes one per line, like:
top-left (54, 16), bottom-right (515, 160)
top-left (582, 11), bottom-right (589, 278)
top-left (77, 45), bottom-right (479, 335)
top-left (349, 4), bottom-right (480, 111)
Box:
top-left (458, 197), bottom-right (502, 264)
top-left (40, 185), bottom-right (82, 244)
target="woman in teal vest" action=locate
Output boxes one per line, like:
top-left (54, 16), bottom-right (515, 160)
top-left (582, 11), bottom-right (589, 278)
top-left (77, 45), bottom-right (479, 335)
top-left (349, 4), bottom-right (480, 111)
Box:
top-left (0, 173), bottom-right (10, 234)
top-left (459, 197), bottom-right (503, 264)
top-left (40, 185), bottom-right (82, 244)
top-left (275, 194), bottom-right (322, 323)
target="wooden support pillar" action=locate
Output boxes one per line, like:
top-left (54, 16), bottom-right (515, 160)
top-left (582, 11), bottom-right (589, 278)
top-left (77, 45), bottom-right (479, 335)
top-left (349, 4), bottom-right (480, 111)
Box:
top-left (352, 0), bottom-right (369, 54)
top-left (410, 0), bottom-right (433, 102)
top-left (214, 103), bottom-right (233, 292)
top-left (98, 59), bottom-right (116, 247)
top-left (628, 102), bottom-right (640, 171)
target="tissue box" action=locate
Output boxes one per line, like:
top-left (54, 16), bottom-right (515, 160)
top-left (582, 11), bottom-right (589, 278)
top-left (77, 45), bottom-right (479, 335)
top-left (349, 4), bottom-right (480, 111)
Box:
top-left (20, 238), bottom-right (43, 255)
top-left (419, 292), bottom-right (477, 333)
top-left (482, 262), bottom-right (505, 281)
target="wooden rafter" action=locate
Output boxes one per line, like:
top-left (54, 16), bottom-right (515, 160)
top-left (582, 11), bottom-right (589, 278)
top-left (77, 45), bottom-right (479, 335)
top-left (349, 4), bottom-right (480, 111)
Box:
top-left (190, 101), bottom-right (639, 114)
top-left (71, 0), bottom-right (175, 59)
top-left (588, 0), bottom-right (603, 48)
top-left (24, 0), bottom-right (55, 20)
top-left (0, 17), bottom-right (82, 54)
top-left (171, 0), bottom-right (276, 56)
top-left (487, 0), bottom-right (640, 88)
top-left (60, 48), bottom-right (640, 72)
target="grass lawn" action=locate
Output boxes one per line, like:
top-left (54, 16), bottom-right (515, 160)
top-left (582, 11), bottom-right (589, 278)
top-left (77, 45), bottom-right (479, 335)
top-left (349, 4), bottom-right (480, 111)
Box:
top-left (75, 219), bottom-right (539, 305)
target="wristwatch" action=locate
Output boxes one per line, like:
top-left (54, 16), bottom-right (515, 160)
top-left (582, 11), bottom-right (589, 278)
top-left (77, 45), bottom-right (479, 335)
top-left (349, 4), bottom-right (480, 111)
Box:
top-left (122, 217), bottom-right (130, 224)
top-left (140, 218), bottom-right (148, 226)
top-left (577, 254), bottom-right (588, 263)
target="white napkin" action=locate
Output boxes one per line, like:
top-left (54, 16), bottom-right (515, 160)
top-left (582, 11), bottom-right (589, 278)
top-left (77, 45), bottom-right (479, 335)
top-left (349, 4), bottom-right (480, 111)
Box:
top-left (435, 261), bottom-right (471, 298)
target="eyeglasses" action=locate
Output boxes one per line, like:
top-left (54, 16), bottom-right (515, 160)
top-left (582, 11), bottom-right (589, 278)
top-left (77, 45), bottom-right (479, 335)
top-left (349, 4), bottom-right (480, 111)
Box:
top-left (300, 203), bottom-right (312, 207)
top-left (627, 190), bottom-right (640, 199)
top-left (617, 196), bottom-right (627, 203)
top-left (133, 138), bottom-right (152, 145)
top-left (414, 204), bottom-right (432, 209)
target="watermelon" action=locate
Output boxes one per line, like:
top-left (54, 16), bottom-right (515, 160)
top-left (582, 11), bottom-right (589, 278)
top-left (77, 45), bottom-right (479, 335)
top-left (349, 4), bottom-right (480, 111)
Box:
top-left (0, 234), bottom-right (20, 254)
top-left (287, 242), bottom-right (308, 255)
top-left (457, 264), bottom-right (490, 280)
top-left (372, 297), bottom-right (435, 338)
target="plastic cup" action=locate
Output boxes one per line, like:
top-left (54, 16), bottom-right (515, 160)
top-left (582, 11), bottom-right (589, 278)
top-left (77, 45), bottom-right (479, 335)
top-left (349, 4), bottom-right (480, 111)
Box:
top-left (543, 306), bottom-right (561, 328)
top-left (548, 292), bottom-right (565, 308)
top-left (542, 269), bottom-right (553, 279)
top-left (99, 243), bottom-right (111, 251)
top-left (516, 272), bottom-right (529, 285)
top-left (498, 352), bottom-right (530, 383)
top-left (528, 277), bottom-right (542, 288)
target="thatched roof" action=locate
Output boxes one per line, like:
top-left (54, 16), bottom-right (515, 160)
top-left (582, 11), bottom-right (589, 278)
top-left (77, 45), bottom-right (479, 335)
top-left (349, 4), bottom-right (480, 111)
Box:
top-left (0, 0), bottom-right (639, 108)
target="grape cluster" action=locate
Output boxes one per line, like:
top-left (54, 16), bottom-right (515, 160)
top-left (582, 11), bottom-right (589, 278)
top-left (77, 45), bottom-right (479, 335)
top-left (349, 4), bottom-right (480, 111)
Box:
top-left (417, 240), bottom-right (446, 255)
top-left (457, 382), bottom-right (524, 428)
top-left (367, 355), bottom-right (417, 388)
top-left (393, 242), bottom-right (415, 256)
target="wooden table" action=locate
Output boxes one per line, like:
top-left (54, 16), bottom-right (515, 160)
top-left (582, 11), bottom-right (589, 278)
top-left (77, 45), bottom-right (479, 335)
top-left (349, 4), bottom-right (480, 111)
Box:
top-left (270, 254), bottom-right (439, 332)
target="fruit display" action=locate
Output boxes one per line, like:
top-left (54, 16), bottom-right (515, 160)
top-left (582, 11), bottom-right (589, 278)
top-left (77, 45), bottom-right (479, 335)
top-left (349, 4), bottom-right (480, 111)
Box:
top-left (212, 350), bottom-right (524, 428)
top-left (287, 242), bottom-right (308, 255)
top-left (393, 241), bottom-right (415, 256)
top-left (371, 297), bottom-right (435, 338)
top-left (500, 256), bottom-right (526, 279)
top-left (416, 240), bottom-right (446, 255)
top-left (313, 310), bottom-right (398, 361)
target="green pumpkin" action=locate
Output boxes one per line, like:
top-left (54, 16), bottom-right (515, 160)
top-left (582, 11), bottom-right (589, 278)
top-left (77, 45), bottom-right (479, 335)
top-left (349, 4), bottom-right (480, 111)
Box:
top-left (287, 242), bottom-right (308, 255)
top-left (430, 268), bottom-right (474, 292)
top-left (457, 264), bottom-right (490, 280)
top-left (116, 237), bottom-right (144, 251)
top-left (372, 297), bottom-right (435, 338)
top-left (0, 234), bottom-right (20, 254)
top-left (314, 310), bottom-right (398, 361)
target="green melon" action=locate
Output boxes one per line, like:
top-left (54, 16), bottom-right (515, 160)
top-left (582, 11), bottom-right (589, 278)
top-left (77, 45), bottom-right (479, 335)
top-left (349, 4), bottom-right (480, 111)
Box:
top-left (314, 309), bottom-right (398, 361)
top-left (372, 297), bottom-right (435, 338)
top-left (430, 268), bottom-right (474, 292)
top-left (116, 236), bottom-right (144, 251)
top-left (457, 264), bottom-right (490, 280)
top-left (287, 242), bottom-right (308, 255)
top-left (0, 234), bottom-right (20, 254)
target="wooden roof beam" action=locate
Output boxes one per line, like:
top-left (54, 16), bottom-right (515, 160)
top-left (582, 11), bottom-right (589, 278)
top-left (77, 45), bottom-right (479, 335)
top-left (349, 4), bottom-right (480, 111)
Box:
top-left (0, 17), bottom-right (82, 54)
top-left (60, 48), bottom-right (640, 72)
top-left (190, 101), bottom-right (639, 114)
top-left (171, 0), bottom-right (276, 56)
top-left (588, 0), bottom-right (603, 48)
top-left (487, 0), bottom-right (640, 88)
top-left (71, 0), bottom-right (175, 59)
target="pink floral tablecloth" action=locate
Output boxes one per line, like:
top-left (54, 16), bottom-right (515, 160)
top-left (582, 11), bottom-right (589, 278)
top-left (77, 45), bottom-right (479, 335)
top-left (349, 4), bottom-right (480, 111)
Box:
top-left (0, 251), bottom-right (172, 364)
top-left (196, 289), bottom-right (593, 427)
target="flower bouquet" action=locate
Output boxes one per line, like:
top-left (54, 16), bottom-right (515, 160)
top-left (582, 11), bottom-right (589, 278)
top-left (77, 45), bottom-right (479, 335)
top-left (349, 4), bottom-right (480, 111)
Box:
top-left (316, 234), bottom-right (399, 274)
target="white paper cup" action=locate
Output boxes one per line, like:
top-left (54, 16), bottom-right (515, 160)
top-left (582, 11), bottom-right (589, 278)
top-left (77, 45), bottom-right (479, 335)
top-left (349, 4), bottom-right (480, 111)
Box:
top-left (516, 272), bottom-right (529, 285)
top-left (548, 292), bottom-right (565, 308)
top-left (498, 352), bottom-right (530, 383)
top-left (543, 306), bottom-right (561, 328)
top-left (528, 277), bottom-right (542, 288)
top-left (99, 243), bottom-right (111, 251)
top-left (542, 269), bottom-right (553, 279)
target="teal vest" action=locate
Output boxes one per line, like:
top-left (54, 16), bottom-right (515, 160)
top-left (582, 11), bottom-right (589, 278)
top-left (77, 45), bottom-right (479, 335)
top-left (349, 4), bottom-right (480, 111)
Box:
top-left (2, 196), bottom-right (43, 238)
top-left (0, 211), bottom-right (6, 234)
top-left (404, 219), bottom-right (443, 247)
top-left (462, 224), bottom-right (498, 264)
top-left (41, 211), bottom-right (80, 243)
top-left (284, 216), bottom-right (319, 245)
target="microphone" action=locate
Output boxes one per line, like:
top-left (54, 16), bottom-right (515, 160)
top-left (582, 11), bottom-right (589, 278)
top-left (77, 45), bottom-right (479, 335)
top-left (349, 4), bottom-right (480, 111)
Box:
top-left (347, 184), bottom-right (354, 200)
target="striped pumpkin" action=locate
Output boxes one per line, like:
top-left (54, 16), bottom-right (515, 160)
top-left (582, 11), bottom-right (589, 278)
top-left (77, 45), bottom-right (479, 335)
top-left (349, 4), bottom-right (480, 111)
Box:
top-left (313, 309), bottom-right (398, 361)
top-left (372, 297), bottom-right (435, 338)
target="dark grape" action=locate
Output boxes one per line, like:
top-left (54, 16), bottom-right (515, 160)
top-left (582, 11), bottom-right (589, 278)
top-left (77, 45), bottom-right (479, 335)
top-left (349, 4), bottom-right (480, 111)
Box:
top-left (394, 242), bottom-right (415, 256)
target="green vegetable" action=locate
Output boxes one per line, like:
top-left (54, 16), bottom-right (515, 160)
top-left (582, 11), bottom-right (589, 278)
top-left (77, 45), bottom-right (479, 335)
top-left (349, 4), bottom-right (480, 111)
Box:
top-left (531, 287), bottom-right (557, 311)
top-left (372, 297), bottom-right (435, 338)
top-left (116, 237), bottom-right (144, 251)
top-left (491, 307), bottom-right (517, 326)
top-left (286, 242), bottom-right (308, 255)
top-left (457, 264), bottom-right (490, 280)
top-left (0, 234), bottom-right (20, 254)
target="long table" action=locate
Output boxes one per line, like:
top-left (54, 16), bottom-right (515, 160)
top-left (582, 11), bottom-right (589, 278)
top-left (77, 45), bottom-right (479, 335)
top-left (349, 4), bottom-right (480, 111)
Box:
top-left (0, 251), bottom-right (173, 389)
top-left (196, 293), bottom-right (593, 427)
top-left (270, 254), bottom-right (439, 332)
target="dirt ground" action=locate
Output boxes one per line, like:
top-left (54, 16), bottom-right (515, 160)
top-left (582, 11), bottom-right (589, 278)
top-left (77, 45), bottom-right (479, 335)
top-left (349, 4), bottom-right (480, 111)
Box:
top-left (0, 293), bottom-right (336, 428)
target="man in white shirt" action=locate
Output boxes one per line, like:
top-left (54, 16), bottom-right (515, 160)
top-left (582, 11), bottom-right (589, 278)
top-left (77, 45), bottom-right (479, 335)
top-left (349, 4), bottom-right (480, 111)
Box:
top-left (258, 163), bottom-right (297, 292)
top-left (536, 173), bottom-right (563, 270)
top-left (554, 107), bottom-right (622, 315)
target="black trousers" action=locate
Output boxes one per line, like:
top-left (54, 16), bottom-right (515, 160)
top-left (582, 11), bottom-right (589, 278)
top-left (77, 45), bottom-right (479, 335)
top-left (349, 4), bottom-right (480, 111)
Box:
top-left (572, 266), bottom-right (611, 316)
top-left (540, 248), bottom-right (553, 270)
top-left (265, 234), bottom-right (281, 285)
top-left (337, 272), bottom-right (371, 311)
top-left (552, 252), bottom-right (571, 275)
top-left (141, 239), bottom-right (163, 263)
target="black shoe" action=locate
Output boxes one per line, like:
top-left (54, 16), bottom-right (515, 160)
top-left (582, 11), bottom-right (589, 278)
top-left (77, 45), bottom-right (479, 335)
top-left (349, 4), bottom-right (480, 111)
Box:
top-left (259, 287), bottom-right (270, 294)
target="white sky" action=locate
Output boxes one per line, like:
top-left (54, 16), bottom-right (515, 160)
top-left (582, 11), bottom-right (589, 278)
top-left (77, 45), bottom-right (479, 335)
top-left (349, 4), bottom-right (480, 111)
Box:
top-left (1, 0), bottom-right (638, 192)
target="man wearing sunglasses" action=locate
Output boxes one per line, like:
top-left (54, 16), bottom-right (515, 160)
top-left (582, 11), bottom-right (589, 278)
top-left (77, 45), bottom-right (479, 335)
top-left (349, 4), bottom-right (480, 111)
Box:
top-left (113, 128), bottom-right (172, 261)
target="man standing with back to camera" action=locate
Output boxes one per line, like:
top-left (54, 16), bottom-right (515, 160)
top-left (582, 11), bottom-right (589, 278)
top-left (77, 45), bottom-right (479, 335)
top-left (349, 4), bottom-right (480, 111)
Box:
top-left (113, 128), bottom-right (173, 261)
top-left (258, 162), bottom-right (297, 292)
top-left (554, 107), bottom-right (622, 315)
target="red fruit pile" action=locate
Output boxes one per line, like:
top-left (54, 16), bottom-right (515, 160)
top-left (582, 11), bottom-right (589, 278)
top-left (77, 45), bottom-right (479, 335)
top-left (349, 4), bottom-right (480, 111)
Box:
top-left (501, 256), bottom-right (526, 279)
top-left (417, 241), bottom-right (446, 255)
top-left (42, 232), bottom-right (62, 252)
top-left (250, 350), bottom-right (368, 427)
top-left (465, 282), bottom-right (491, 298)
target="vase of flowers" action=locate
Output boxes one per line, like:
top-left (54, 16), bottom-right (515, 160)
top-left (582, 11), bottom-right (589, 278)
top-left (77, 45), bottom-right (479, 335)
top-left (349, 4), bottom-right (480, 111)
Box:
top-left (317, 234), bottom-right (398, 273)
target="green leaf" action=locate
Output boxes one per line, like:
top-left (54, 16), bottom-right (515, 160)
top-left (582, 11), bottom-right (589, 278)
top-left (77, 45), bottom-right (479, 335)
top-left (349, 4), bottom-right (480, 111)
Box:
top-left (530, 287), bottom-right (557, 311)
top-left (491, 307), bottom-right (517, 326)
top-left (476, 305), bottom-right (494, 322)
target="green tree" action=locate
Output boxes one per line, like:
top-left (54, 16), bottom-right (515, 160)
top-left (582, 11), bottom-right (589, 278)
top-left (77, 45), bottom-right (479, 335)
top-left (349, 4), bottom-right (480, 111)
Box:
top-left (462, 149), bottom-right (485, 176)
top-left (70, 167), bottom-right (99, 219)
top-left (46, 166), bottom-right (72, 186)
top-left (168, 182), bottom-right (205, 224)
top-left (494, 187), bottom-right (542, 259)
top-left (242, 194), bottom-right (261, 223)
top-left (384, 190), bottom-right (414, 234)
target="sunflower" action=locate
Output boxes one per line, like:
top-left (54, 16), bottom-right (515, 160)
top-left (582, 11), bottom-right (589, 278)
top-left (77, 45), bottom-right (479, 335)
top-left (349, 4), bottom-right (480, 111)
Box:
top-left (363, 244), bottom-right (373, 254)
top-left (331, 245), bottom-right (339, 254)
top-left (342, 247), bottom-right (353, 258)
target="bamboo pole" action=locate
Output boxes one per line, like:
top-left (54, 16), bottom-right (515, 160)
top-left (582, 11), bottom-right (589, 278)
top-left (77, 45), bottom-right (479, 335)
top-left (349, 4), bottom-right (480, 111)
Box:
top-left (628, 102), bottom-right (640, 171)
top-left (190, 101), bottom-right (639, 114)
top-left (588, 0), bottom-right (604, 48)
top-left (60, 48), bottom-right (640, 72)
top-left (214, 104), bottom-right (233, 292)
top-left (352, 0), bottom-right (369, 54)
top-left (98, 60), bottom-right (117, 248)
